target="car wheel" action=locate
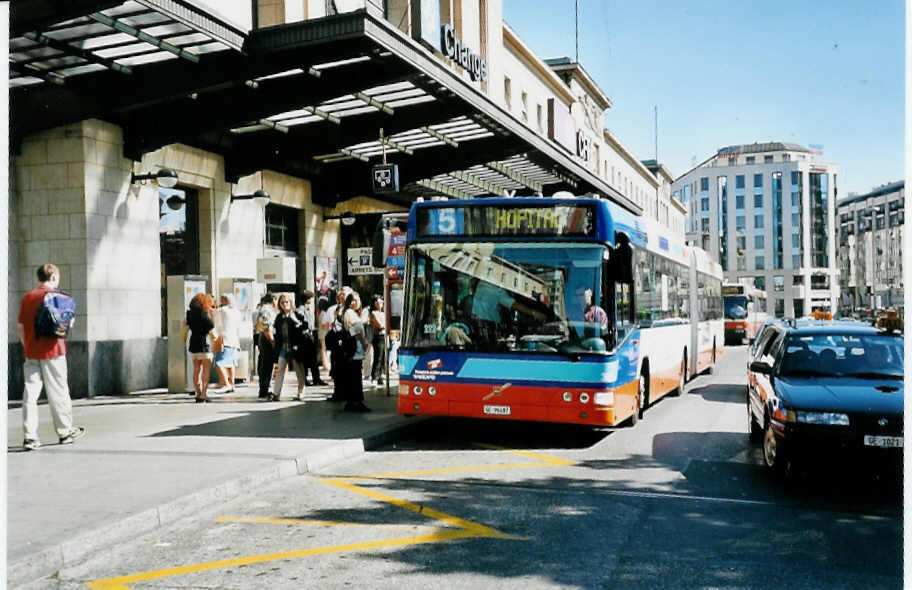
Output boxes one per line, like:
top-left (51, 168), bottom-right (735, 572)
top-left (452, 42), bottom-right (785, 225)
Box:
top-left (637, 371), bottom-right (649, 420)
top-left (762, 419), bottom-right (788, 474)
top-left (747, 394), bottom-right (763, 443)
top-left (671, 352), bottom-right (686, 397)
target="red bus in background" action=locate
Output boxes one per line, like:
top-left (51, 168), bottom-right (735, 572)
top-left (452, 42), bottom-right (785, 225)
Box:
top-left (722, 282), bottom-right (768, 344)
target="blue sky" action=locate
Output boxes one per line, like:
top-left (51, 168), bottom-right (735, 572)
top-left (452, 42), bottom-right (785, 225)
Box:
top-left (503, 0), bottom-right (904, 196)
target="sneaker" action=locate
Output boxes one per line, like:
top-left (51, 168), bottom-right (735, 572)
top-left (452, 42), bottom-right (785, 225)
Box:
top-left (23, 439), bottom-right (41, 451)
top-left (59, 427), bottom-right (86, 445)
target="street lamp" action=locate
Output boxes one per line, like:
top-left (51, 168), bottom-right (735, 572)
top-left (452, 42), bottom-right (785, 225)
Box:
top-left (131, 167), bottom-right (179, 188)
top-left (324, 211), bottom-right (356, 226)
top-left (230, 189), bottom-right (271, 207)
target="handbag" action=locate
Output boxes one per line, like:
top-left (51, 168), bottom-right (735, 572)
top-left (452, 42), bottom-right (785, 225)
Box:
top-left (211, 333), bottom-right (225, 353)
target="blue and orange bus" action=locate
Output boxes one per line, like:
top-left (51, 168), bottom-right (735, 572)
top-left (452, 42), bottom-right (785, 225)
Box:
top-left (396, 196), bottom-right (722, 426)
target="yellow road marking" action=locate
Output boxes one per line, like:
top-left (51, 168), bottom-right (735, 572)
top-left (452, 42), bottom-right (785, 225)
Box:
top-left (215, 515), bottom-right (441, 530)
top-left (85, 445), bottom-right (566, 588)
top-left (85, 529), bottom-right (479, 590)
top-left (321, 478), bottom-right (525, 540)
top-left (474, 443), bottom-right (578, 466)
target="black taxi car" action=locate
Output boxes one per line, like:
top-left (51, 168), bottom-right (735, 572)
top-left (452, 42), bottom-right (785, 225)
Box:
top-left (746, 319), bottom-right (903, 473)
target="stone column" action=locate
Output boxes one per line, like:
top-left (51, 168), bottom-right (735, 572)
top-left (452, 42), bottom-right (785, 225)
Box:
top-left (8, 119), bottom-right (165, 397)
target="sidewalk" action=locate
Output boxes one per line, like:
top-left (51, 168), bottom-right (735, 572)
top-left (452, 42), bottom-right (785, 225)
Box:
top-left (6, 371), bottom-right (420, 588)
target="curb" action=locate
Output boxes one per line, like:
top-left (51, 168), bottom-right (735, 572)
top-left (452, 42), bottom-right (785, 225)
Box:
top-left (9, 417), bottom-right (429, 589)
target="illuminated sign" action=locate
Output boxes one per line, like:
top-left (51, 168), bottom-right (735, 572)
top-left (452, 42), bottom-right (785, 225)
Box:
top-left (417, 205), bottom-right (595, 238)
top-left (721, 285), bottom-right (745, 296)
top-left (440, 24), bottom-right (487, 82)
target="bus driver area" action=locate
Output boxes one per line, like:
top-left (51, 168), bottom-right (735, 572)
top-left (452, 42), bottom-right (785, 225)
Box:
top-left (84, 447), bottom-right (574, 589)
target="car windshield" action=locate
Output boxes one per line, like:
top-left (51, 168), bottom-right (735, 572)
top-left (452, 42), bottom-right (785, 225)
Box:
top-left (724, 296), bottom-right (748, 319)
top-left (779, 333), bottom-right (904, 378)
top-left (402, 242), bottom-right (609, 354)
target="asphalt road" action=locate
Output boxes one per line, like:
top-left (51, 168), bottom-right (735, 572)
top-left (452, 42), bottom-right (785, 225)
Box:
top-left (57, 346), bottom-right (902, 589)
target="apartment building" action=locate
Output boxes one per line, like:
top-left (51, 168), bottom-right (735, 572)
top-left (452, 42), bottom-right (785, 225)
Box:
top-left (837, 180), bottom-right (905, 313)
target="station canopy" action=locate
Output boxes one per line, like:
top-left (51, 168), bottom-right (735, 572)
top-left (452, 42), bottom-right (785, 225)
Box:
top-left (11, 0), bottom-right (638, 211)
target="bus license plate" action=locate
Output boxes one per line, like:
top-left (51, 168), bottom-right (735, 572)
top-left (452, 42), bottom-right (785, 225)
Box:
top-left (864, 435), bottom-right (903, 448)
top-left (483, 405), bottom-right (511, 416)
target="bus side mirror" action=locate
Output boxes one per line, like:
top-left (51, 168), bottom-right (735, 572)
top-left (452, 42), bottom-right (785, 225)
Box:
top-left (613, 232), bottom-right (634, 284)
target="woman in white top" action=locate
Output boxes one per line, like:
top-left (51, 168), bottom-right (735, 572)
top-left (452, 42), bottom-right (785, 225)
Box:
top-left (214, 293), bottom-right (242, 392)
top-left (342, 293), bottom-right (370, 412)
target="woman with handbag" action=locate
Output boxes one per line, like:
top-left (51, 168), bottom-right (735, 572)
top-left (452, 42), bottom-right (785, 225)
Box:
top-left (270, 294), bottom-right (308, 402)
top-left (184, 293), bottom-right (215, 403)
top-left (213, 293), bottom-right (242, 392)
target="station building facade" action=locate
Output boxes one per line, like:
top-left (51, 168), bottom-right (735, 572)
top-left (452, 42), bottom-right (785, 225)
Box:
top-left (673, 142), bottom-right (840, 318)
top-left (9, 0), bottom-right (674, 397)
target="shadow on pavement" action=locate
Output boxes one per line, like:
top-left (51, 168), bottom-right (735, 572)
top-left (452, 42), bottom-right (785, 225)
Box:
top-left (375, 417), bottom-right (612, 451)
top-left (687, 383), bottom-right (748, 403)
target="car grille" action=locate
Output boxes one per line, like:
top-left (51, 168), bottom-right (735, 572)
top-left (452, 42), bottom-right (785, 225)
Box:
top-left (851, 413), bottom-right (903, 436)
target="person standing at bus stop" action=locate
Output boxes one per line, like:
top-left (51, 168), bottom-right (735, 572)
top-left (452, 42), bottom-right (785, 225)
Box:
top-left (255, 293), bottom-right (277, 399)
top-left (342, 292), bottom-right (371, 412)
top-left (17, 263), bottom-right (86, 451)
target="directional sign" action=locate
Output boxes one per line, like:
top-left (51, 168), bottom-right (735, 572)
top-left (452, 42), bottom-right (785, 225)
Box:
top-left (347, 247), bottom-right (383, 275)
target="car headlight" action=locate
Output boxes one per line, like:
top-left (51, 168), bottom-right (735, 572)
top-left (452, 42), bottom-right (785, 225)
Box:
top-left (796, 411), bottom-right (850, 426)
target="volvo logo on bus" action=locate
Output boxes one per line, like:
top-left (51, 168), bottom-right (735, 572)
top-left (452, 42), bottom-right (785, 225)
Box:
top-left (441, 24), bottom-right (487, 82)
top-left (482, 383), bottom-right (511, 401)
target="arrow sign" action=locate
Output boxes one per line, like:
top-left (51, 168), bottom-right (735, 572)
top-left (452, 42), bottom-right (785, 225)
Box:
top-left (347, 247), bottom-right (383, 275)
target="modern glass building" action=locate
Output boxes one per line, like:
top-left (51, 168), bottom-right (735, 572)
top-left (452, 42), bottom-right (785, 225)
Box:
top-left (672, 142), bottom-right (839, 318)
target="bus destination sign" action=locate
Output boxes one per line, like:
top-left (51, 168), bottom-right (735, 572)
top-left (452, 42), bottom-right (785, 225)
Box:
top-left (417, 205), bottom-right (595, 238)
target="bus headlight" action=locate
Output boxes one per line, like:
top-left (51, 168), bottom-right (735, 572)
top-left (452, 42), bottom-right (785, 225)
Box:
top-left (579, 393), bottom-right (590, 404)
top-left (413, 385), bottom-right (423, 395)
top-left (593, 391), bottom-right (615, 406)
top-left (562, 392), bottom-right (573, 402)
top-left (428, 386), bottom-right (437, 396)
top-left (398, 384), bottom-right (409, 396)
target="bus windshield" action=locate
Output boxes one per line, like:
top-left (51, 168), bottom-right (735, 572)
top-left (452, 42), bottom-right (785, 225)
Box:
top-left (724, 296), bottom-right (748, 319)
top-left (402, 242), bottom-right (609, 354)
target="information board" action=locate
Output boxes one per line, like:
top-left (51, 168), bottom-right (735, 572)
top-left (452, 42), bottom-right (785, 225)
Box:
top-left (416, 204), bottom-right (595, 238)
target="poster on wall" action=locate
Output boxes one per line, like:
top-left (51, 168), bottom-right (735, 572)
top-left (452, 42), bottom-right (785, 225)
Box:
top-left (314, 256), bottom-right (338, 302)
top-left (233, 280), bottom-right (252, 314)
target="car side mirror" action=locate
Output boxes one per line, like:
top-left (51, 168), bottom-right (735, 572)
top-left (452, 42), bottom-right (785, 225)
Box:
top-left (749, 361), bottom-right (772, 375)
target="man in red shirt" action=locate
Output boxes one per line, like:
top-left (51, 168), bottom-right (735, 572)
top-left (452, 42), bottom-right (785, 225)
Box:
top-left (17, 263), bottom-right (85, 451)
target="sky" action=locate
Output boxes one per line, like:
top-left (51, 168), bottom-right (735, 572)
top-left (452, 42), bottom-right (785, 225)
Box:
top-left (503, 0), bottom-right (905, 196)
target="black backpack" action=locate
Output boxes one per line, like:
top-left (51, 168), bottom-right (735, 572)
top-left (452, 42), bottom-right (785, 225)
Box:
top-left (329, 317), bottom-right (357, 361)
top-left (35, 290), bottom-right (77, 339)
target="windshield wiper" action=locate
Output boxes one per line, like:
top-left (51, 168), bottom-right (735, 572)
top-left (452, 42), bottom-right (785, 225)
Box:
top-left (844, 371), bottom-right (904, 381)
top-left (781, 369), bottom-right (829, 377)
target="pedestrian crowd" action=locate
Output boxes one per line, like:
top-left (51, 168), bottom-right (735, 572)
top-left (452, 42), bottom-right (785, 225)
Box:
top-left (16, 262), bottom-right (397, 450)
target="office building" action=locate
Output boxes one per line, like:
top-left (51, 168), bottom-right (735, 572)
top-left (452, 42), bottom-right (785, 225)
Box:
top-left (673, 142), bottom-right (839, 318)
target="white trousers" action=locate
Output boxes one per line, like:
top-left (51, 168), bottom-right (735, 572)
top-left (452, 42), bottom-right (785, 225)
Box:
top-left (272, 353), bottom-right (305, 397)
top-left (23, 356), bottom-right (74, 441)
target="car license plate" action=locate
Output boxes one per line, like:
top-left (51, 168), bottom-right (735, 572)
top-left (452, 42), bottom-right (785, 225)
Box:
top-left (864, 435), bottom-right (903, 448)
top-left (483, 405), bottom-right (511, 416)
